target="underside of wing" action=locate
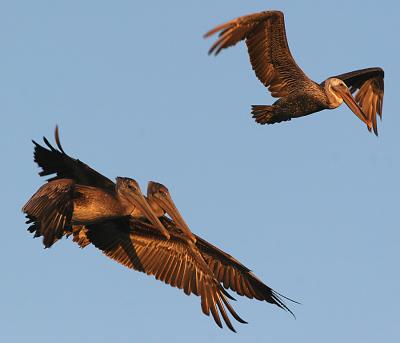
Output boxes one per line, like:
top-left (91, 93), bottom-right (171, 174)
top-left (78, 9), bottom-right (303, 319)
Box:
top-left (23, 179), bottom-right (74, 247)
top-left (194, 235), bottom-right (295, 315)
top-left (205, 11), bottom-right (312, 98)
top-left (83, 218), bottom-right (246, 332)
top-left (33, 127), bottom-right (115, 189)
top-left (331, 68), bottom-right (384, 135)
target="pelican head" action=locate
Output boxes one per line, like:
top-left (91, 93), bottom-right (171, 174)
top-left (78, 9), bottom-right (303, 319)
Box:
top-left (116, 177), bottom-right (170, 239)
top-left (147, 181), bottom-right (196, 243)
top-left (115, 177), bottom-right (144, 205)
top-left (324, 78), bottom-right (372, 129)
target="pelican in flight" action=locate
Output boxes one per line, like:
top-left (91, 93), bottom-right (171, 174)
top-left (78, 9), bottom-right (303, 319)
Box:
top-left (23, 128), bottom-right (294, 332)
top-left (23, 176), bottom-right (172, 246)
top-left (205, 11), bottom-right (384, 135)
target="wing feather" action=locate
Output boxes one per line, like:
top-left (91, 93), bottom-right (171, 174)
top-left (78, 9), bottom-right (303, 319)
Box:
top-left (205, 11), bottom-right (313, 98)
top-left (22, 179), bottom-right (74, 247)
top-left (194, 234), bottom-right (295, 315)
top-left (33, 127), bottom-right (115, 189)
top-left (83, 219), bottom-right (244, 331)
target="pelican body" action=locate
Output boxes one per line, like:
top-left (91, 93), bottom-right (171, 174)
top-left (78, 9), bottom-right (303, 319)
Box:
top-left (254, 77), bottom-right (369, 124)
top-left (22, 128), bottom-right (295, 332)
top-left (23, 176), bottom-right (171, 247)
top-left (23, 129), bottom-right (171, 247)
top-left (59, 178), bottom-right (165, 225)
top-left (72, 184), bottom-right (127, 224)
top-left (205, 11), bottom-right (384, 135)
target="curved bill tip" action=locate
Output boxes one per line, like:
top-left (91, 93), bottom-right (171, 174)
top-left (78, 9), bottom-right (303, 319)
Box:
top-left (339, 87), bottom-right (372, 130)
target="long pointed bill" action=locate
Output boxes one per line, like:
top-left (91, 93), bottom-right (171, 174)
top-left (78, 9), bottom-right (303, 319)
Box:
top-left (127, 192), bottom-right (171, 240)
top-left (337, 87), bottom-right (372, 130)
top-left (156, 195), bottom-right (196, 243)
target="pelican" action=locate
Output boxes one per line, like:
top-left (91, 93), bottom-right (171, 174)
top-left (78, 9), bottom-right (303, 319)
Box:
top-left (23, 128), bottom-right (295, 331)
top-left (23, 174), bottom-right (172, 246)
top-left (23, 127), bottom-right (203, 245)
top-left (205, 11), bottom-right (384, 135)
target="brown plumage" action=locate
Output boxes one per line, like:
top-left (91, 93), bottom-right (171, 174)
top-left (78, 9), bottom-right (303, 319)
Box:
top-left (146, 181), bottom-right (197, 243)
top-left (23, 128), bottom-right (294, 331)
top-left (205, 11), bottom-right (384, 135)
top-left (23, 175), bottom-right (171, 247)
top-left (78, 217), bottom-right (294, 312)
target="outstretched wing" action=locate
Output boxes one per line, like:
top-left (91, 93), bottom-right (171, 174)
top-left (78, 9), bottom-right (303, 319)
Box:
top-left (331, 68), bottom-right (384, 135)
top-left (33, 127), bottom-right (115, 189)
top-left (23, 179), bottom-right (74, 248)
top-left (159, 218), bottom-right (294, 314)
top-left (84, 218), bottom-right (246, 332)
top-left (194, 234), bottom-right (295, 316)
top-left (205, 11), bottom-right (313, 98)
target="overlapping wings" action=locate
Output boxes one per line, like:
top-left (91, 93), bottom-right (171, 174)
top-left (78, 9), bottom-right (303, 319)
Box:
top-left (26, 128), bottom-right (293, 331)
top-left (205, 11), bottom-right (313, 98)
top-left (78, 216), bottom-right (294, 318)
top-left (26, 129), bottom-right (248, 331)
top-left (82, 218), bottom-right (246, 332)
top-left (25, 128), bottom-right (115, 246)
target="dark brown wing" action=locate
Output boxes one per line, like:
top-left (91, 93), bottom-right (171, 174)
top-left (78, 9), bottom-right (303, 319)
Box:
top-left (84, 218), bottom-right (246, 332)
top-left (194, 234), bottom-right (295, 316)
top-left (159, 218), bottom-right (294, 313)
top-left (331, 68), bottom-right (384, 135)
top-left (205, 11), bottom-right (313, 98)
top-left (33, 127), bottom-right (115, 189)
top-left (22, 179), bottom-right (74, 248)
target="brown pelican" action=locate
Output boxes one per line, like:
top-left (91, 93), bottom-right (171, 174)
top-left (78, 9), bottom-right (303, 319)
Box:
top-left (23, 174), bottom-right (172, 247)
top-left (23, 128), bottom-right (294, 331)
top-left (205, 11), bottom-right (385, 135)
top-left (23, 127), bottom-right (200, 245)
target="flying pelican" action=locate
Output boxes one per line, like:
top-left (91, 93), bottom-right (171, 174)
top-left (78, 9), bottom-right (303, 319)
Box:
top-left (23, 128), bottom-right (295, 331)
top-left (23, 175), bottom-right (172, 247)
top-left (205, 11), bottom-right (384, 135)
top-left (23, 127), bottom-right (199, 245)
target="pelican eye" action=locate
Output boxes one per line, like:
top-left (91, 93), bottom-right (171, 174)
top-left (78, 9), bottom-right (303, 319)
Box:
top-left (159, 190), bottom-right (168, 197)
top-left (128, 184), bottom-right (138, 192)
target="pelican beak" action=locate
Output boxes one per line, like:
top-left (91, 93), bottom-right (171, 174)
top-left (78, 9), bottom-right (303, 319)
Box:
top-left (155, 193), bottom-right (196, 243)
top-left (336, 85), bottom-right (372, 130)
top-left (126, 192), bottom-right (171, 240)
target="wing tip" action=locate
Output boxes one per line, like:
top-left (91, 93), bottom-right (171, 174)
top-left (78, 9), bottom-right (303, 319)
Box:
top-left (54, 125), bottom-right (66, 154)
top-left (272, 290), bottom-right (298, 318)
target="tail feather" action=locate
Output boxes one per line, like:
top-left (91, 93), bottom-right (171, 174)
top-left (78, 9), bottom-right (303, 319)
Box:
top-left (251, 105), bottom-right (291, 125)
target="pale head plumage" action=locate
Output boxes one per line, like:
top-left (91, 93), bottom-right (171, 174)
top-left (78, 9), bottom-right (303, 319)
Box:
top-left (115, 177), bottom-right (171, 239)
top-left (115, 177), bottom-right (142, 199)
top-left (324, 78), bottom-right (348, 108)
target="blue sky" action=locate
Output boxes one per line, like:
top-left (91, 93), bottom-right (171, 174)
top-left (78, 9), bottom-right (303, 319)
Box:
top-left (1, 1), bottom-right (399, 342)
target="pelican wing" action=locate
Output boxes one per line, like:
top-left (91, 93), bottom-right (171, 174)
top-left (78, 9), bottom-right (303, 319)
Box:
top-left (158, 217), bottom-right (293, 313)
top-left (84, 218), bottom-right (246, 332)
top-left (332, 68), bottom-right (384, 135)
top-left (205, 11), bottom-right (312, 98)
top-left (33, 127), bottom-right (115, 190)
top-left (194, 235), bottom-right (295, 315)
top-left (23, 179), bottom-right (74, 248)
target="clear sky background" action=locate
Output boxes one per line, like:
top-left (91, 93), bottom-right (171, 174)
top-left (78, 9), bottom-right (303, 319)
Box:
top-left (1, 1), bottom-right (399, 342)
